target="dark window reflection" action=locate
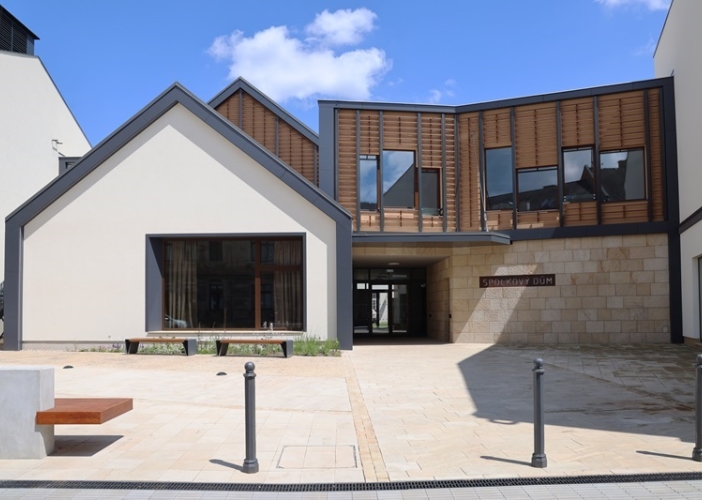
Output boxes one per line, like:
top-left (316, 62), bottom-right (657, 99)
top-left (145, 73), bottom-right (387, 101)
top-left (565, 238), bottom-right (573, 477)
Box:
top-left (600, 149), bottom-right (645, 202)
top-left (383, 150), bottom-right (415, 208)
top-left (517, 167), bottom-right (558, 211)
top-left (359, 155), bottom-right (378, 210)
top-left (486, 147), bottom-right (513, 210)
top-left (563, 148), bottom-right (596, 202)
top-left (421, 169), bottom-right (440, 215)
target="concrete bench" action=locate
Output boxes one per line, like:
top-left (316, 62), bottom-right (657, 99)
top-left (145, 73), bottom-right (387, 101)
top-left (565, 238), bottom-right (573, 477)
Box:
top-left (125, 337), bottom-right (197, 356)
top-left (215, 338), bottom-right (294, 358)
top-left (0, 367), bottom-right (132, 459)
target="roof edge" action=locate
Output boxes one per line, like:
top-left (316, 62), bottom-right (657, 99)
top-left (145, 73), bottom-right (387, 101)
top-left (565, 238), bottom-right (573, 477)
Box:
top-left (208, 77), bottom-right (319, 145)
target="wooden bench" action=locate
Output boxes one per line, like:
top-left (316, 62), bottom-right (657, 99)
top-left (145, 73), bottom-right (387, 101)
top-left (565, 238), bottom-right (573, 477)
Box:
top-left (215, 338), bottom-right (294, 358)
top-left (36, 398), bottom-right (133, 425)
top-left (125, 337), bottom-right (197, 356)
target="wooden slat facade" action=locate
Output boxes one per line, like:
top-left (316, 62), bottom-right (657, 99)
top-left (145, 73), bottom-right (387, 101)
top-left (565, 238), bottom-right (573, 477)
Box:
top-left (214, 89), bottom-right (318, 186)
top-left (332, 85), bottom-right (668, 234)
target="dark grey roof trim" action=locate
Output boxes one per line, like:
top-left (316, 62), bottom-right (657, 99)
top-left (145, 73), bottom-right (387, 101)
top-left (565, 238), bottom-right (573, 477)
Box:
top-left (319, 77), bottom-right (673, 115)
top-left (209, 77), bottom-right (319, 145)
top-left (353, 231), bottom-right (511, 245)
top-left (6, 82), bottom-right (349, 225)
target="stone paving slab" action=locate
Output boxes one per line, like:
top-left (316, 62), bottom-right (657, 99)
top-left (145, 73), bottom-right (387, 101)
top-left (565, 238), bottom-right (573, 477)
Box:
top-left (0, 342), bottom-right (700, 485)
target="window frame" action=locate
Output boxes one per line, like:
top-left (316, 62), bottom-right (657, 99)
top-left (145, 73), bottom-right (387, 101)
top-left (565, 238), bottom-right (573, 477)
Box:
top-left (485, 146), bottom-right (514, 211)
top-left (598, 148), bottom-right (647, 203)
top-left (516, 166), bottom-right (559, 212)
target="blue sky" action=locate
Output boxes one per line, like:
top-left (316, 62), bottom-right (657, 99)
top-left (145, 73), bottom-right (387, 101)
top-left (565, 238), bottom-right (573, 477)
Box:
top-left (4, 0), bottom-right (670, 146)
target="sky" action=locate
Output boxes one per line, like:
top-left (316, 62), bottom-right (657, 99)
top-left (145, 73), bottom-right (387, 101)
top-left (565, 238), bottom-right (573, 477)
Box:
top-left (3, 0), bottom-right (671, 147)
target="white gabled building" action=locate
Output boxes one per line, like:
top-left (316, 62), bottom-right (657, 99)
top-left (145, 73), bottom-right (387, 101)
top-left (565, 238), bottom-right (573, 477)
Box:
top-left (1, 5), bottom-right (90, 286)
top-left (655, 0), bottom-right (702, 345)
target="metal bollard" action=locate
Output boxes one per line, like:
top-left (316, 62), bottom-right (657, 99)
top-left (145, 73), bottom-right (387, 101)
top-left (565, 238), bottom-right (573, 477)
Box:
top-left (242, 362), bottom-right (259, 473)
top-left (531, 358), bottom-right (547, 468)
top-left (693, 354), bottom-right (702, 462)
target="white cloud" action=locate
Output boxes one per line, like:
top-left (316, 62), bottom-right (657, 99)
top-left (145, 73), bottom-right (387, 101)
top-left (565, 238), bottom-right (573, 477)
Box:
top-left (208, 9), bottom-right (390, 103)
top-left (427, 79), bottom-right (457, 104)
top-left (305, 8), bottom-right (377, 46)
top-left (634, 37), bottom-right (658, 56)
top-left (595, 0), bottom-right (671, 11)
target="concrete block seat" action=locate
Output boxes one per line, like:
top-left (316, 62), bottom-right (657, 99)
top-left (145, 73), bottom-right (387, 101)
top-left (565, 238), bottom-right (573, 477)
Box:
top-left (215, 338), bottom-right (294, 358)
top-left (124, 337), bottom-right (197, 355)
top-left (0, 366), bottom-right (132, 459)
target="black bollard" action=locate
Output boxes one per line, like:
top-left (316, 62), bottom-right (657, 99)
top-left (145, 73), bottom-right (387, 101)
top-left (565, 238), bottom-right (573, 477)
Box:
top-left (531, 358), bottom-right (547, 468)
top-left (694, 354), bottom-right (702, 462)
top-left (242, 361), bottom-right (259, 473)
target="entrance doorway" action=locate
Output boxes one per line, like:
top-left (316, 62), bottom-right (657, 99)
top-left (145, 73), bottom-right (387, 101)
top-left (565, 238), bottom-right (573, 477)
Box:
top-left (353, 268), bottom-right (426, 337)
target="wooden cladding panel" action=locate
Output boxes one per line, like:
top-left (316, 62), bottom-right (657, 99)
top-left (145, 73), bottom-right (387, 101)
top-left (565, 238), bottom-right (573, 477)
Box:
top-left (601, 200), bottom-right (649, 224)
top-left (560, 98), bottom-right (594, 147)
top-left (359, 212), bottom-right (381, 232)
top-left (278, 121), bottom-right (316, 184)
top-left (383, 112), bottom-right (417, 150)
top-left (384, 209), bottom-right (419, 232)
top-left (598, 91), bottom-right (646, 151)
top-left (337, 109), bottom-right (358, 223)
top-left (359, 111), bottom-right (380, 155)
top-left (444, 115), bottom-right (457, 231)
top-left (214, 89), bottom-right (242, 127)
top-left (648, 88), bottom-right (664, 221)
top-left (420, 113), bottom-right (443, 168)
top-left (458, 113), bottom-right (481, 231)
top-left (241, 92), bottom-right (277, 153)
top-left (563, 201), bottom-right (598, 227)
top-left (516, 210), bottom-right (559, 229)
top-left (515, 103), bottom-right (557, 168)
top-left (486, 210), bottom-right (513, 231)
top-left (482, 108), bottom-right (511, 149)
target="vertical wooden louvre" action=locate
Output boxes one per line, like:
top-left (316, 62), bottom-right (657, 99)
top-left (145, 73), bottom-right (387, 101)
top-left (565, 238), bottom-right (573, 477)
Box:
top-left (383, 112), bottom-right (419, 232)
top-left (214, 90), bottom-right (318, 186)
top-left (598, 91), bottom-right (648, 225)
top-left (421, 113), bottom-right (456, 232)
top-left (560, 98), bottom-right (594, 148)
top-left (560, 97), bottom-right (597, 226)
top-left (358, 111), bottom-right (381, 231)
top-left (648, 88), bottom-right (665, 221)
top-left (483, 108), bottom-right (512, 230)
top-left (458, 112), bottom-right (481, 231)
top-left (337, 109), bottom-right (359, 229)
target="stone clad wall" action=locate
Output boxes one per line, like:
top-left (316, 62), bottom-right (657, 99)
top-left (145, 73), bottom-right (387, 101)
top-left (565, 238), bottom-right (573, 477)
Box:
top-left (354, 234), bottom-right (670, 344)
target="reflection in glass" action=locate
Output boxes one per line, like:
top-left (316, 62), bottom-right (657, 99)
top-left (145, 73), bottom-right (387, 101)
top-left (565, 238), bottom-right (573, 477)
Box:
top-left (164, 238), bottom-right (302, 330)
top-left (382, 150), bottom-right (415, 208)
top-left (563, 148), bottom-right (595, 202)
top-left (421, 169), bottom-right (440, 215)
top-left (517, 167), bottom-right (558, 211)
top-left (359, 155), bottom-right (378, 210)
top-left (600, 149), bottom-right (645, 202)
top-left (485, 147), bottom-right (513, 210)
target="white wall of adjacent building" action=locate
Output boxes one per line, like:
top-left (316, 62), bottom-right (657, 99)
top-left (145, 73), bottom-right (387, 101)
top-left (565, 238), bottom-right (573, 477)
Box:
top-left (655, 0), bottom-right (702, 342)
top-left (20, 104), bottom-right (338, 346)
top-left (0, 51), bottom-right (90, 286)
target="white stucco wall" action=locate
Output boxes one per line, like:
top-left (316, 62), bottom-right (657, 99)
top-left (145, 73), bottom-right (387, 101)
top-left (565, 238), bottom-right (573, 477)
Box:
top-left (21, 104), bottom-right (338, 345)
top-left (655, 0), bottom-right (702, 222)
top-left (0, 52), bottom-right (90, 285)
top-left (655, 0), bottom-right (702, 341)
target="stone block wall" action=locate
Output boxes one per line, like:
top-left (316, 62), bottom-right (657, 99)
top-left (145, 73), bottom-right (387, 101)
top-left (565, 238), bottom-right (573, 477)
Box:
top-left (354, 233), bottom-right (670, 344)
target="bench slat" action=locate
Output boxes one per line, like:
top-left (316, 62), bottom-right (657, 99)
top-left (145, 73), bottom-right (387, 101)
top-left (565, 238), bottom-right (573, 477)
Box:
top-left (36, 398), bottom-right (133, 425)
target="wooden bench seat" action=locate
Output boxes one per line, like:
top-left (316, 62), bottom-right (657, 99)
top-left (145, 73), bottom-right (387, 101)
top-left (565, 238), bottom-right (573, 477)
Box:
top-left (215, 338), bottom-right (293, 358)
top-left (36, 398), bottom-right (133, 425)
top-left (125, 337), bottom-right (197, 356)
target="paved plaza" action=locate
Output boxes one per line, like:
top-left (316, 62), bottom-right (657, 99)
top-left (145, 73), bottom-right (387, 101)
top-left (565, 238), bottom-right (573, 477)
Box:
top-left (0, 341), bottom-right (701, 498)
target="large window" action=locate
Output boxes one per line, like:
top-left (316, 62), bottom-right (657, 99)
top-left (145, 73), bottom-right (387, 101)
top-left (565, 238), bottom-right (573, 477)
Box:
top-left (563, 148), bottom-right (595, 202)
top-left (517, 167), bottom-right (558, 211)
top-left (600, 149), bottom-right (645, 202)
top-left (359, 155), bottom-right (378, 210)
top-left (485, 147), bottom-right (513, 210)
top-left (421, 168), bottom-right (441, 215)
top-left (164, 237), bottom-right (303, 330)
top-left (383, 150), bottom-right (415, 208)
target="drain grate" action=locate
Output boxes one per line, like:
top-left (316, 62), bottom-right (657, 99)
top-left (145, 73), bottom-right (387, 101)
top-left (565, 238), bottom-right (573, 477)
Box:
top-left (2, 472), bottom-right (702, 492)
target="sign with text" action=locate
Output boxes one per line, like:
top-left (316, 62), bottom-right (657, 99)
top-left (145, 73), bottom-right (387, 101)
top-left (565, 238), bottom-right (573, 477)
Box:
top-left (479, 274), bottom-right (556, 288)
